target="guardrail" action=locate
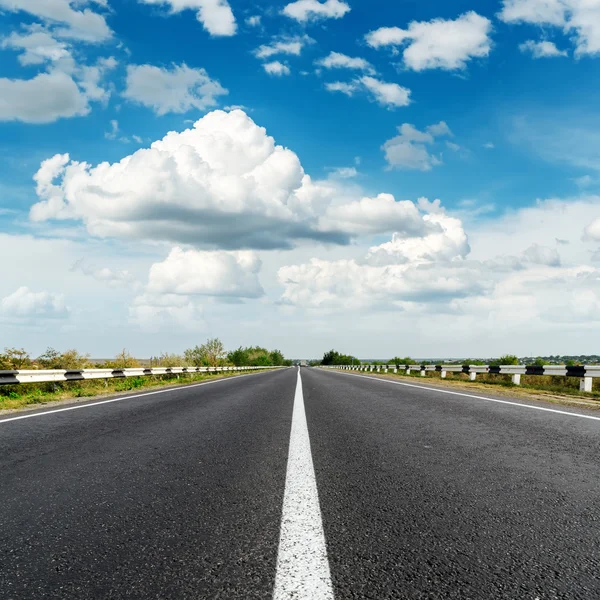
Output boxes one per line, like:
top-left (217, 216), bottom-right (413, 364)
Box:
top-left (322, 364), bottom-right (599, 392)
top-left (0, 365), bottom-right (284, 386)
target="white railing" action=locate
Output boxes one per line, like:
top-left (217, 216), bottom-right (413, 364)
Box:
top-left (0, 365), bottom-right (284, 386)
top-left (322, 364), bottom-right (599, 393)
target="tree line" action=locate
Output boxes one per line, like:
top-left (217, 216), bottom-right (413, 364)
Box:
top-left (0, 338), bottom-right (292, 370)
top-left (316, 350), bottom-right (589, 367)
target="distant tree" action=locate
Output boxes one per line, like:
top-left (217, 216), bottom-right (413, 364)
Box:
top-left (321, 350), bottom-right (340, 366)
top-left (0, 347), bottom-right (32, 370)
top-left (489, 354), bottom-right (519, 366)
top-left (321, 350), bottom-right (358, 365)
top-left (270, 350), bottom-right (285, 366)
top-left (154, 352), bottom-right (186, 367)
top-left (227, 346), bottom-right (250, 367)
top-left (37, 347), bottom-right (61, 368)
top-left (533, 357), bottom-right (545, 366)
top-left (106, 349), bottom-right (140, 369)
top-left (185, 338), bottom-right (226, 367)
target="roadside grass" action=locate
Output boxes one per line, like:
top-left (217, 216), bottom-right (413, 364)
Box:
top-left (362, 369), bottom-right (600, 400)
top-left (0, 371), bottom-right (253, 412)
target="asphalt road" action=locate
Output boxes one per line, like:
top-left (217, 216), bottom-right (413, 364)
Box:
top-left (2, 367), bottom-right (600, 599)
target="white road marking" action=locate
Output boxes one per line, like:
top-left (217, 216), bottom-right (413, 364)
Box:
top-left (327, 370), bottom-right (600, 422)
top-left (273, 369), bottom-right (334, 600)
top-left (0, 370), bottom-right (279, 425)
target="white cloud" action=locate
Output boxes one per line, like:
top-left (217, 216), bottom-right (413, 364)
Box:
top-left (319, 193), bottom-right (441, 236)
top-left (330, 166), bottom-right (358, 179)
top-left (584, 217), bottom-right (600, 241)
top-left (146, 247), bottom-right (264, 298)
top-left (255, 35), bottom-right (313, 59)
top-left (29, 109), bottom-right (349, 250)
top-left (278, 207), bottom-right (476, 309)
top-left (0, 71), bottom-right (89, 123)
top-left (0, 286), bottom-right (70, 320)
top-left (105, 119), bottom-right (119, 139)
top-left (78, 56), bottom-right (116, 103)
top-left (499, 0), bottom-right (600, 56)
top-left (123, 63), bottom-right (228, 115)
top-left (71, 259), bottom-right (138, 287)
top-left (365, 11), bottom-right (492, 71)
top-left (2, 28), bottom-right (70, 65)
top-left (382, 122), bottom-right (453, 170)
top-left (519, 39), bottom-right (568, 57)
top-left (283, 0), bottom-right (350, 22)
top-left (324, 81), bottom-right (358, 96)
top-left (263, 61), bottom-right (291, 76)
top-left (277, 194), bottom-right (600, 328)
top-left (0, 0), bottom-right (112, 42)
top-left (137, 0), bottom-right (236, 36)
top-left (359, 76), bottom-right (411, 108)
top-left (246, 15), bottom-right (261, 27)
top-left (129, 293), bottom-right (205, 332)
top-left (446, 141), bottom-right (461, 152)
top-left (1, 27), bottom-right (115, 121)
top-left (315, 52), bottom-right (374, 73)
top-left (522, 243), bottom-right (561, 265)
top-left (483, 142), bottom-right (495, 149)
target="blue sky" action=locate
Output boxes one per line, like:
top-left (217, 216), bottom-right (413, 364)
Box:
top-left (1, 0), bottom-right (600, 359)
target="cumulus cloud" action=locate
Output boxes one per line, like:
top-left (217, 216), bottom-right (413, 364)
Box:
top-left (499, 0), bottom-right (600, 56)
top-left (584, 217), bottom-right (600, 241)
top-left (283, 0), bottom-right (350, 22)
top-left (382, 122), bottom-right (453, 170)
top-left (129, 293), bottom-right (205, 332)
top-left (255, 35), bottom-right (313, 59)
top-left (146, 247), bottom-right (264, 298)
top-left (329, 167), bottom-right (358, 179)
top-left (72, 259), bottom-right (138, 287)
top-left (365, 11), bottom-right (492, 71)
top-left (359, 76), bottom-right (411, 108)
top-left (315, 52), bottom-right (374, 73)
top-left (519, 39), bottom-right (568, 57)
top-left (123, 63), bottom-right (228, 115)
top-left (246, 15), bottom-right (261, 27)
top-left (0, 30), bottom-right (116, 123)
top-left (137, 0), bottom-right (237, 36)
top-left (325, 76), bottom-right (412, 108)
top-left (0, 71), bottom-right (89, 123)
top-left (263, 61), bottom-right (291, 76)
top-left (0, 286), bottom-right (70, 320)
top-left (319, 194), bottom-right (441, 236)
top-left (29, 109), bottom-right (349, 250)
top-left (2, 28), bottom-right (70, 65)
top-left (278, 207), bottom-right (477, 309)
top-left (0, 0), bottom-right (112, 42)
top-left (324, 81), bottom-right (358, 96)
top-left (522, 243), bottom-right (561, 266)
top-left (277, 194), bottom-right (600, 320)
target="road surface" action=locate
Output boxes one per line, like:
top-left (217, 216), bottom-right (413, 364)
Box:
top-left (2, 367), bottom-right (600, 599)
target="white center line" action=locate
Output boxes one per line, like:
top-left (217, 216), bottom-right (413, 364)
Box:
top-left (327, 370), bottom-right (600, 422)
top-left (273, 369), bottom-right (334, 600)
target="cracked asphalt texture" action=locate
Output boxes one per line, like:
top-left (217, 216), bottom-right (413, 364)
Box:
top-left (2, 366), bottom-right (600, 598)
